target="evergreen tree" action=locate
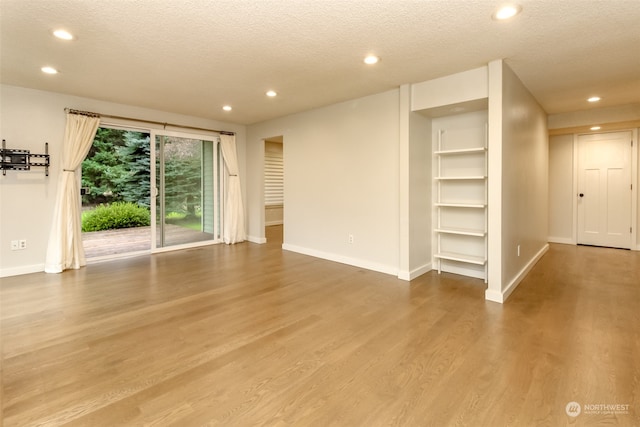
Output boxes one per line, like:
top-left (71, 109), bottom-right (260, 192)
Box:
top-left (163, 137), bottom-right (202, 216)
top-left (117, 133), bottom-right (151, 207)
top-left (81, 128), bottom-right (127, 205)
top-left (81, 130), bottom-right (203, 219)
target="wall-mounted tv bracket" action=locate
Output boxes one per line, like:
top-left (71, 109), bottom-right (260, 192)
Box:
top-left (1, 139), bottom-right (50, 176)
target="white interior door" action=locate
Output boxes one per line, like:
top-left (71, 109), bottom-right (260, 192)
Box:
top-left (577, 131), bottom-right (632, 249)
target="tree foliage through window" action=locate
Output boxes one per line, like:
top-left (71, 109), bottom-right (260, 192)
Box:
top-left (82, 128), bottom-right (205, 220)
top-left (162, 137), bottom-right (202, 217)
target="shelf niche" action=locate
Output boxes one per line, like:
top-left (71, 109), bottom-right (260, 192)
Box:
top-left (432, 109), bottom-right (488, 282)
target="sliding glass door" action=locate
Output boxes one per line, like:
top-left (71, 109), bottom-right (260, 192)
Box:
top-left (152, 131), bottom-right (221, 250)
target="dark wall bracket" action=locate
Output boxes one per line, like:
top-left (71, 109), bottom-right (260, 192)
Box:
top-left (1, 139), bottom-right (50, 176)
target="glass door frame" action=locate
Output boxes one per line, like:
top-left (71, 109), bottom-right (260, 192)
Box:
top-left (150, 129), bottom-right (222, 253)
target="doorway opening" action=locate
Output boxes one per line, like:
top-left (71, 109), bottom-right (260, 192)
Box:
top-left (81, 127), bottom-right (152, 259)
top-left (264, 136), bottom-right (284, 243)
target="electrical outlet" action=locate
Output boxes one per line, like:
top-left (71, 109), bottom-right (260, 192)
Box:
top-left (348, 234), bottom-right (354, 244)
top-left (19, 239), bottom-right (27, 250)
top-left (11, 240), bottom-right (19, 251)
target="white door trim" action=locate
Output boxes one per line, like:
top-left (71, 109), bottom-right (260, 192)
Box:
top-left (632, 128), bottom-right (639, 250)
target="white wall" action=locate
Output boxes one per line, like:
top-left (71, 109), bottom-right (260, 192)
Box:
top-left (411, 66), bottom-right (488, 111)
top-left (548, 103), bottom-right (640, 129)
top-left (0, 84), bottom-right (246, 277)
top-left (486, 61), bottom-right (548, 302)
top-left (407, 111), bottom-right (432, 276)
top-left (246, 90), bottom-right (401, 275)
top-left (548, 134), bottom-right (574, 243)
top-left (399, 84), bottom-right (432, 280)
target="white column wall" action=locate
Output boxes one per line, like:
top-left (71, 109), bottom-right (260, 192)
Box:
top-left (407, 110), bottom-right (432, 277)
top-left (548, 134), bottom-right (575, 244)
top-left (399, 84), bottom-right (432, 280)
top-left (492, 62), bottom-right (549, 302)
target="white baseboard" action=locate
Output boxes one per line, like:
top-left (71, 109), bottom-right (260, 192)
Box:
top-left (549, 237), bottom-right (639, 251)
top-left (282, 243), bottom-right (398, 277)
top-left (397, 262), bottom-right (432, 281)
top-left (0, 263), bottom-right (45, 278)
top-left (484, 289), bottom-right (504, 303)
top-left (247, 235), bottom-right (267, 244)
top-left (548, 236), bottom-right (574, 245)
top-left (485, 243), bottom-right (549, 304)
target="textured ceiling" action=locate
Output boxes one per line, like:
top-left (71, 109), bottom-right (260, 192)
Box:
top-left (1, 0), bottom-right (639, 125)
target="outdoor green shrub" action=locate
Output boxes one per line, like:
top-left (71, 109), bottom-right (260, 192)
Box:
top-left (165, 211), bottom-right (186, 220)
top-left (82, 202), bottom-right (150, 232)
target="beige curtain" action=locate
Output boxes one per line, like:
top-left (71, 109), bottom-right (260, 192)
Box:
top-left (45, 113), bottom-right (100, 273)
top-left (219, 134), bottom-right (246, 244)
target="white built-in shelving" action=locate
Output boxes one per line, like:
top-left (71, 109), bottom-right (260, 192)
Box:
top-left (434, 176), bottom-right (487, 180)
top-left (433, 118), bottom-right (488, 282)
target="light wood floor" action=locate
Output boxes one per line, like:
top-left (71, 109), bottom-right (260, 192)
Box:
top-left (1, 226), bottom-right (639, 426)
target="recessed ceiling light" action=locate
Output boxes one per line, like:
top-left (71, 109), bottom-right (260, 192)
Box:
top-left (587, 96), bottom-right (601, 102)
top-left (53, 29), bottom-right (74, 40)
top-left (222, 105), bottom-right (232, 111)
top-left (41, 66), bottom-right (59, 74)
top-left (590, 126), bottom-right (601, 131)
top-left (266, 90), bottom-right (277, 97)
top-left (492, 4), bottom-right (522, 20)
top-left (364, 55), bottom-right (380, 65)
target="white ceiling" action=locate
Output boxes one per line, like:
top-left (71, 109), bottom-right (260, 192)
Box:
top-left (1, 0), bottom-right (639, 125)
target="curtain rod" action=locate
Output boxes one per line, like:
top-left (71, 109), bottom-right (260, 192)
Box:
top-left (64, 108), bottom-right (235, 135)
